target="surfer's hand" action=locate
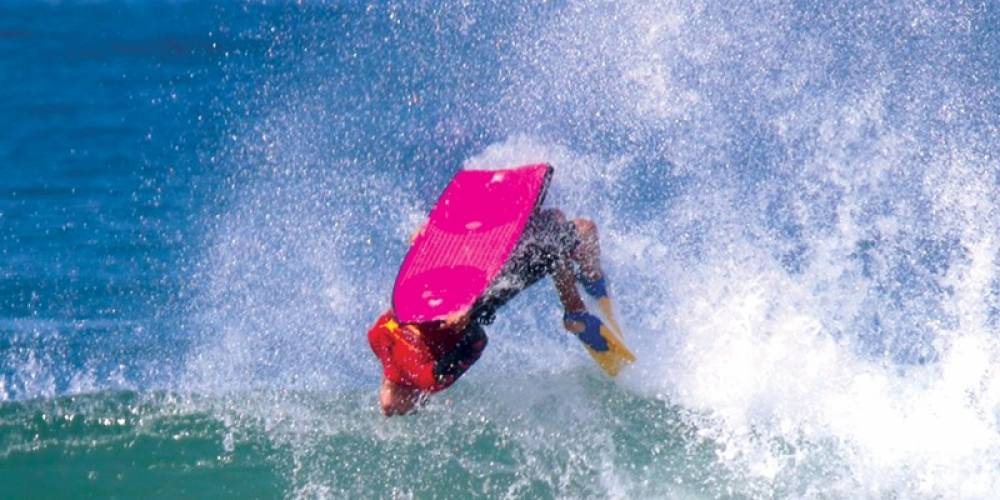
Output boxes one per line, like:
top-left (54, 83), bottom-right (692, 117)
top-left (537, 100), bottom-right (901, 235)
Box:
top-left (442, 310), bottom-right (470, 331)
top-left (408, 220), bottom-right (428, 244)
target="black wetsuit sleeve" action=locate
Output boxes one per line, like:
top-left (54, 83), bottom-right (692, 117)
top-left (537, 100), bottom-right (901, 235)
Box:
top-left (432, 322), bottom-right (488, 381)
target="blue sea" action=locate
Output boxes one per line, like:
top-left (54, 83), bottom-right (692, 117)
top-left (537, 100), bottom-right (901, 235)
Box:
top-left (2, 0), bottom-right (999, 497)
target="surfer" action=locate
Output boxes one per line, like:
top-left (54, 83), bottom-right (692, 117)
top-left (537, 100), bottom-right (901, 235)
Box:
top-left (368, 208), bottom-right (613, 416)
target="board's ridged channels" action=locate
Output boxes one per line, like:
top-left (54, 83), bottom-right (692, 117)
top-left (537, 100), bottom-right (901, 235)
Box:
top-left (399, 222), bottom-right (518, 283)
top-left (393, 165), bottom-right (551, 322)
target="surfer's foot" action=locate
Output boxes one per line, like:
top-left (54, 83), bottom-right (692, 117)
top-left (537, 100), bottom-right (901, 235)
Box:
top-left (563, 311), bottom-right (610, 352)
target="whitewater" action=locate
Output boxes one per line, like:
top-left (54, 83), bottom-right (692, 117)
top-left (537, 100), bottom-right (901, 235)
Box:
top-left (1, 1), bottom-right (998, 498)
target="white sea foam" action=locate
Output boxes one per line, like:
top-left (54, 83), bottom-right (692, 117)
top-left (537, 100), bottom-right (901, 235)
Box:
top-left (462, 0), bottom-right (1000, 495)
top-left (172, 1), bottom-right (999, 497)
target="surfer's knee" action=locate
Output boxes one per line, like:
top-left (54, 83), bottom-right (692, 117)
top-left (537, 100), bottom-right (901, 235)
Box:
top-left (573, 218), bottom-right (597, 240)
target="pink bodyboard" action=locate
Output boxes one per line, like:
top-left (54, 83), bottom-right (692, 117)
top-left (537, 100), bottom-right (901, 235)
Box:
top-left (393, 164), bottom-right (553, 323)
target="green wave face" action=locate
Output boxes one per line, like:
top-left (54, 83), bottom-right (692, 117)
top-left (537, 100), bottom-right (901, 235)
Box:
top-left (0, 374), bottom-right (750, 499)
top-left (0, 392), bottom-right (284, 499)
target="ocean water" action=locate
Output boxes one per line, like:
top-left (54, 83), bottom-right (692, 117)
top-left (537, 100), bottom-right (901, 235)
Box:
top-left (2, 0), bottom-right (999, 498)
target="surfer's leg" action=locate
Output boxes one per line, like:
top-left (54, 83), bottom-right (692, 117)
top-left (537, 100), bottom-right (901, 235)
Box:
top-left (553, 259), bottom-right (586, 314)
top-left (555, 259), bottom-right (592, 334)
top-left (469, 208), bottom-right (575, 325)
top-left (570, 218), bottom-right (603, 281)
top-left (511, 209), bottom-right (597, 331)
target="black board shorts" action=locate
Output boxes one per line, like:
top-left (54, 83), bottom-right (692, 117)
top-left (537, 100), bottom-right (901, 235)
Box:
top-left (469, 209), bottom-right (580, 326)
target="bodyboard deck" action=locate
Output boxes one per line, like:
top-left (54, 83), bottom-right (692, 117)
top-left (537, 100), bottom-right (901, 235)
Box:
top-left (393, 164), bottom-right (552, 323)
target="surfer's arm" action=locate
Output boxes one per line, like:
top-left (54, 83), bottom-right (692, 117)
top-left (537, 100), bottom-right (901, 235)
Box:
top-left (401, 324), bottom-right (488, 392)
top-left (403, 359), bottom-right (460, 393)
top-left (432, 323), bottom-right (488, 382)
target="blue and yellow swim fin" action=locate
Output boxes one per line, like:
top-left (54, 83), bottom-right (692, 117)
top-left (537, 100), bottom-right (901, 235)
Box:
top-left (564, 310), bottom-right (636, 378)
top-left (570, 273), bottom-right (636, 376)
top-left (578, 275), bottom-right (623, 334)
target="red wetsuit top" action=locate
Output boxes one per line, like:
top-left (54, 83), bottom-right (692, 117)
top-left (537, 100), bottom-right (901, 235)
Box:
top-left (367, 310), bottom-right (487, 393)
